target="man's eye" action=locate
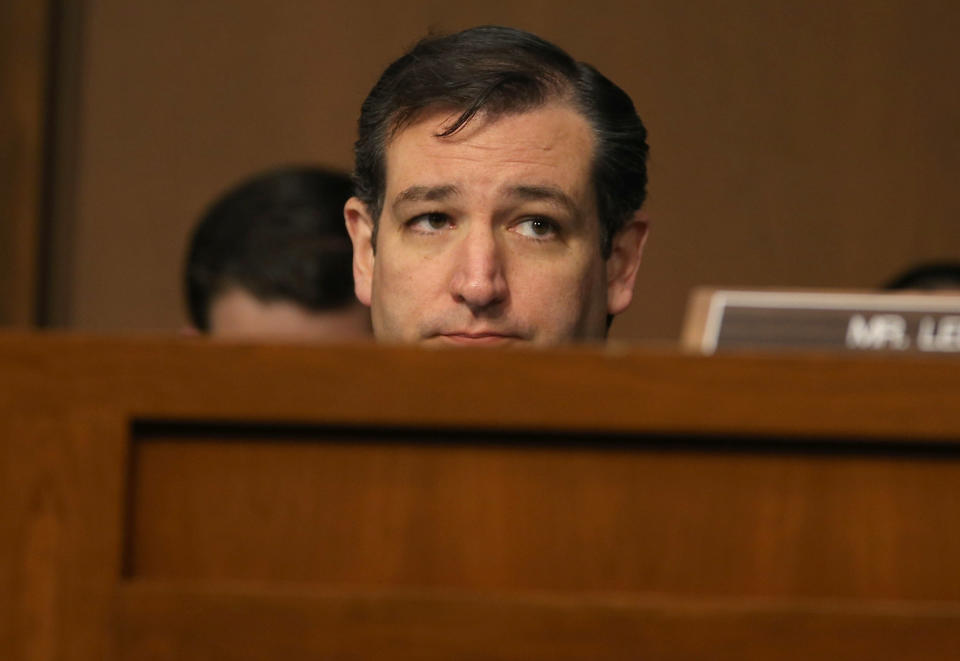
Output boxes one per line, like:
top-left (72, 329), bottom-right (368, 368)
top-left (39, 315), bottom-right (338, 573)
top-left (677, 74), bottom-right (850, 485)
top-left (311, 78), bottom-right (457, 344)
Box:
top-left (408, 213), bottom-right (452, 233)
top-left (513, 217), bottom-right (558, 240)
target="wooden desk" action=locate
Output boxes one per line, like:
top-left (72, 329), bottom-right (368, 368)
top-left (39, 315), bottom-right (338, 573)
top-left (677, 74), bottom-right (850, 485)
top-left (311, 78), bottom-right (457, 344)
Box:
top-left (3, 333), bottom-right (960, 660)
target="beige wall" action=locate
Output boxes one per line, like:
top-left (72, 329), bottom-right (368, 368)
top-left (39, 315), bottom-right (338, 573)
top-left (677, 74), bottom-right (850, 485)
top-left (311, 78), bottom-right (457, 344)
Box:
top-left (56, 0), bottom-right (960, 340)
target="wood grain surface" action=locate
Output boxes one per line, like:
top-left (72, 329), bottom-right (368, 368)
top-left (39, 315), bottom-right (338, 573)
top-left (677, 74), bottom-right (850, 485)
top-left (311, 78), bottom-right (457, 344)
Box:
top-left (128, 432), bottom-right (960, 601)
top-left (0, 0), bottom-right (50, 326)
top-left (2, 333), bottom-right (960, 660)
top-left (2, 332), bottom-right (960, 439)
top-left (116, 583), bottom-right (960, 661)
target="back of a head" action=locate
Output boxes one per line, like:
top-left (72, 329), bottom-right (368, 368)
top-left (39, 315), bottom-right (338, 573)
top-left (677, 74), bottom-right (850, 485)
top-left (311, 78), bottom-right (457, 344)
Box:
top-left (185, 166), bottom-right (356, 333)
top-left (884, 262), bottom-right (960, 292)
top-left (353, 25), bottom-right (648, 257)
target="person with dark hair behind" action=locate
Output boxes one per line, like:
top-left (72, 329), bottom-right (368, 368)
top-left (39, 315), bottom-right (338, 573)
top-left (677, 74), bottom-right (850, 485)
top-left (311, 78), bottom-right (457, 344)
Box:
top-left (884, 261), bottom-right (960, 292)
top-left (345, 25), bottom-right (650, 346)
top-left (185, 166), bottom-right (371, 339)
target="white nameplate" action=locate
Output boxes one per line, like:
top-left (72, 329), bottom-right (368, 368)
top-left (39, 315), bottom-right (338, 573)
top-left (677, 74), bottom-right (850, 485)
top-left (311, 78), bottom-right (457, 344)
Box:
top-left (682, 289), bottom-right (960, 355)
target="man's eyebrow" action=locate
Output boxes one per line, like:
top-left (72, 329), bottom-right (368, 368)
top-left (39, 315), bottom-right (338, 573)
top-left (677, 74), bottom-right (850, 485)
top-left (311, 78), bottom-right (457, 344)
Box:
top-left (507, 185), bottom-right (579, 216)
top-left (393, 185), bottom-right (460, 205)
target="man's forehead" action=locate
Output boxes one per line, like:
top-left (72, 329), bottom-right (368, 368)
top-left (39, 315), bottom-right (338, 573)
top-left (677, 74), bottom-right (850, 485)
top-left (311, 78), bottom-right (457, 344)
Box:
top-left (392, 183), bottom-right (581, 217)
top-left (383, 104), bottom-right (596, 195)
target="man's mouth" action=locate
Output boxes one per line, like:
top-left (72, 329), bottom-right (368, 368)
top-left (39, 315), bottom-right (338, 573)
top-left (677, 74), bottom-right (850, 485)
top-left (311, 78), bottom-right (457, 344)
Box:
top-left (432, 332), bottom-right (524, 346)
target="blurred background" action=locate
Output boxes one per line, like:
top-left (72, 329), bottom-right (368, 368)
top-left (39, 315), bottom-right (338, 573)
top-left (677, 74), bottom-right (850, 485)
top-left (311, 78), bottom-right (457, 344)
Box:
top-left (3, 0), bottom-right (959, 341)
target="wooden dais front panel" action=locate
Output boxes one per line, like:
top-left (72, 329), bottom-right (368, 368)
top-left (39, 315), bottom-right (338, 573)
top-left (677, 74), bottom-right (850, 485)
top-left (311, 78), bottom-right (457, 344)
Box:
top-left (3, 334), bottom-right (960, 660)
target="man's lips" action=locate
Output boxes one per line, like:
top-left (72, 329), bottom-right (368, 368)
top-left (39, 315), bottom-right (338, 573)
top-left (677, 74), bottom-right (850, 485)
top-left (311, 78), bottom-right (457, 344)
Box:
top-left (433, 332), bottom-right (524, 345)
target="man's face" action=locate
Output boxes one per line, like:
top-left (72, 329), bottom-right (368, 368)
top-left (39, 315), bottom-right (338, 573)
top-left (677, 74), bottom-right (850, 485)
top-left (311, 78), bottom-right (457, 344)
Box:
top-left (346, 103), bottom-right (644, 346)
top-left (208, 287), bottom-right (371, 341)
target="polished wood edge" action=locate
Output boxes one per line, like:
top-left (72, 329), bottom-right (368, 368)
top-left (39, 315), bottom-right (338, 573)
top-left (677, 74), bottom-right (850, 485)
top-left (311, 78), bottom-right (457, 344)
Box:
top-left (115, 581), bottom-right (960, 659)
top-left (6, 328), bottom-right (960, 365)
top-left (3, 332), bottom-right (960, 441)
top-left (117, 580), bottom-right (960, 617)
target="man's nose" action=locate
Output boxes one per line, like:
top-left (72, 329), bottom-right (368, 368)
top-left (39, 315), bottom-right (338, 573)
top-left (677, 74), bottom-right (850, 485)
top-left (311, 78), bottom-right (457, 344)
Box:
top-left (449, 225), bottom-right (508, 311)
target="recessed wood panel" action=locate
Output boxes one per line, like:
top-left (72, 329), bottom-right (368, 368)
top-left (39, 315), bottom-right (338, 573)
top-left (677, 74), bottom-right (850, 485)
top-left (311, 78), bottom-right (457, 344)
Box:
top-left (126, 428), bottom-right (960, 600)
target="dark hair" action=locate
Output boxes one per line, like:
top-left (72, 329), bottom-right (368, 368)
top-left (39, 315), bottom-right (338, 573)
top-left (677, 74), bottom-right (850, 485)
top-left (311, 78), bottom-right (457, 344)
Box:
top-left (353, 25), bottom-right (648, 257)
top-left (185, 166), bottom-right (355, 332)
top-left (884, 261), bottom-right (960, 291)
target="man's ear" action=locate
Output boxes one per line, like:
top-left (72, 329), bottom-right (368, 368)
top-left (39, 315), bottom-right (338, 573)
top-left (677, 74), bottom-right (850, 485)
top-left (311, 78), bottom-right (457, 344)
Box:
top-left (606, 211), bottom-right (649, 316)
top-left (344, 196), bottom-right (375, 307)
